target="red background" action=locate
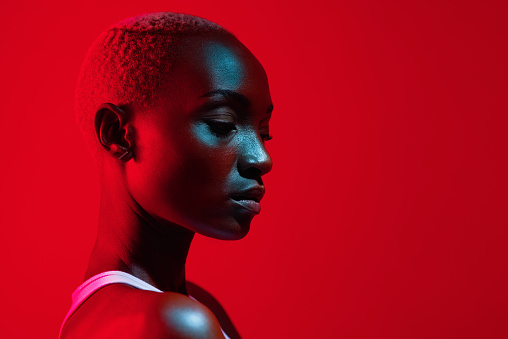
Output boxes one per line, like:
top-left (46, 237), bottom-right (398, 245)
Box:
top-left (1, 0), bottom-right (507, 338)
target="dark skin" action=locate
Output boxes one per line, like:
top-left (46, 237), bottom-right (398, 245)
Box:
top-left (60, 32), bottom-right (273, 339)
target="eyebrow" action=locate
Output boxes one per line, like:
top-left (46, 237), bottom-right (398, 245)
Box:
top-left (201, 89), bottom-right (274, 114)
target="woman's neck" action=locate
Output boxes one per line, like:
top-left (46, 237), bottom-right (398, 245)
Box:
top-left (85, 179), bottom-right (194, 294)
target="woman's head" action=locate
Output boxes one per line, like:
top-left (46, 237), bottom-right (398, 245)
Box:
top-left (77, 13), bottom-right (273, 240)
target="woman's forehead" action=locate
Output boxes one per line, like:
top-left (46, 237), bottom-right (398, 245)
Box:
top-left (157, 33), bottom-right (271, 114)
top-left (171, 33), bottom-right (268, 90)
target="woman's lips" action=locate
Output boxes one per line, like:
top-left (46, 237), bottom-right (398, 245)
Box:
top-left (230, 186), bottom-right (265, 214)
top-left (231, 198), bottom-right (261, 214)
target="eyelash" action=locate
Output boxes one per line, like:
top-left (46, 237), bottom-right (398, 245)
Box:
top-left (261, 134), bottom-right (273, 142)
top-left (205, 121), bottom-right (273, 142)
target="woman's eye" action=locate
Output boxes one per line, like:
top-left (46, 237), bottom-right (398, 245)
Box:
top-left (206, 121), bottom-right (236, 137)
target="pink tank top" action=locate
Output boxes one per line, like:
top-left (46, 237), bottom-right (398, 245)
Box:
top-left (59, 271), bottom-right (231, 339)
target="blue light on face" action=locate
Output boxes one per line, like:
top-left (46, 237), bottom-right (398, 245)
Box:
top-left (203, 42), bottom-right (247, 90)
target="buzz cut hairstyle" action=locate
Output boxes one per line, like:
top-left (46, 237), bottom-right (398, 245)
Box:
top-left (75, 12), bottom-right (226, 157)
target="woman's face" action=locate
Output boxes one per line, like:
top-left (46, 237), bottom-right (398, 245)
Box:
top-left (126, 33), bottom-right (273, 240)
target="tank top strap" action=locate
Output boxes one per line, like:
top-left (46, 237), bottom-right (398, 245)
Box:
top-left (59, 271), bottom-right (231, 339)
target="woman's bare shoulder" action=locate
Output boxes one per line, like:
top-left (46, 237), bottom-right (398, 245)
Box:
top-left (156, 289), bottom-right (225, 338)
top-left (61, 284), bottom-right (224, 339)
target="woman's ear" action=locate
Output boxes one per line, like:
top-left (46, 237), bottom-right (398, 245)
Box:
top-left (94, 103), bottom-right (134, 162)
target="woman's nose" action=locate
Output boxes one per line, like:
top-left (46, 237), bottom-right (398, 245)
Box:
top-left (238, 133), bottom-right (273, 178)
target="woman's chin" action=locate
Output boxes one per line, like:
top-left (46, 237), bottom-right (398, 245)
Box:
top-left (191, 216), bottom-right (253, 241)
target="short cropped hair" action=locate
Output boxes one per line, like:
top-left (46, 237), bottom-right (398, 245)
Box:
top-left (75, 12), bottom-right (225, 157)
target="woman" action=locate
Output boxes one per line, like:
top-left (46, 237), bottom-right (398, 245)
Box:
top-left (60, 12), bottom-right (273, 339)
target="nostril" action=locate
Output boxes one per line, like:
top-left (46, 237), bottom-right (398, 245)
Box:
top-left (240, 166), bottom-right (263, 180)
